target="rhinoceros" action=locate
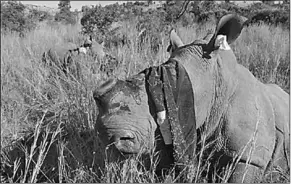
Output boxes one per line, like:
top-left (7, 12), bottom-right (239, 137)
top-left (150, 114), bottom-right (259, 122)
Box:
top-left (93, 14), bottom-right (290, 183)
top-left (42, 44), bottom-right (85, 79)
top-left (42, 36), bottom-right (108, 74)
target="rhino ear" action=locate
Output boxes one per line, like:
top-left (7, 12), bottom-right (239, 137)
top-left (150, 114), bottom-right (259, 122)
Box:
top-left (93, 78), bottom-right (117, 100)
top-left (207, 14), bottom-right (247, 50)
top-left (168, 29), bottom-right (184, 54)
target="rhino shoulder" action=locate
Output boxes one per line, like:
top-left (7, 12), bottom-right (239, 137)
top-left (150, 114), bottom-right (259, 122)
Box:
top-left (265, 83), bottom-right (289, 111)
top-left (235, 64), bottom-right (259, 84)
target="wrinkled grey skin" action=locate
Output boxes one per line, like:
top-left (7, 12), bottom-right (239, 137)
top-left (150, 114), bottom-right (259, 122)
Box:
top-left (94, 77), bottom-right (174, 174)
top-left (94, 14), bottom-right (290, 182)
top-left (94, 78), bottom-right (157, 153)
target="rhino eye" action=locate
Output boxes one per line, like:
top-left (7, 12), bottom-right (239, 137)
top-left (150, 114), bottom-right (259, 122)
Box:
top-left (120, 105), bottom-right (130, 112)
top-left (110, 103), bottom-right (120, 109)
top-left (108, 103), bottom-right (130, 113)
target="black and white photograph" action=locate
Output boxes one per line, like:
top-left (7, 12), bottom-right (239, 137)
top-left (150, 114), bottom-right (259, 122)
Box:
top-left (1, 0), bottom-right (290, 183)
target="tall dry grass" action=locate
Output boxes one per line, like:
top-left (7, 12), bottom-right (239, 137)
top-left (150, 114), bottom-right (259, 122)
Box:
top-left (1, 19), bottom-right (289, 183)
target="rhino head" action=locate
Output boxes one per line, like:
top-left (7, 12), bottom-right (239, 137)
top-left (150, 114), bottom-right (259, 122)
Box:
top-left (93, 77), bottom-right (157, 155)
top-left (93, 14), bottom-right (247, 171)
top-left (93, 66), bottom-right (197, 172)
top-left (93, 66), bottom-right (197, 170)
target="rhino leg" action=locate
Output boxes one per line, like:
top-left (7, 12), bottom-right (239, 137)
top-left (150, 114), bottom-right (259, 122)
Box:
top-left (229, 126), bottom-right (290, 183)
top-left (228, 162), bottom-right (263, 183)
top-left (264, 129), bottom-right (290, 182)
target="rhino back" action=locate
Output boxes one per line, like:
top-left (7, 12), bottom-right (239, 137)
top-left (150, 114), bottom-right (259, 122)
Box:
top-left (235, 64), bottom-right (289, 131)
top-left (232, 64), bottom-right (277, 128)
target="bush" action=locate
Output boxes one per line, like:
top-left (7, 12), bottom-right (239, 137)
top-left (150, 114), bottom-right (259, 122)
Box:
top-left (54, 0), bottom-right (76, 25)
top-left (247, 9), bottom-right (290, 28)
top-left (191, 1), bottom-right (290, 28)
top-left (81, 4), bottom-right (120, 38)
top-left (27, 9), bottom-right (53, 22)
top-left (1, 1), bottom-right (55, 36)
top-left (80, 2), bottom-right (183, 54)
top-left (1, 1), bottom-right (35, 36)
top-left (55, 9), bottom-right (76, 25)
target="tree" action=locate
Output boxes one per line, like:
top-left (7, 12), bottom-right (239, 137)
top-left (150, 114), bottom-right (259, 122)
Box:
top-left (55, 0), bottom-right (76, 24)
top-left (58, 0), bottom-right (71, 11)
top-left (27, 9), bottom-right (52, 22)
top-left (81, 5), bottom-right (90, 13)
top-left (261, 0), bottom-right (275, 5)
top-left (1, 1), bottom-right (36, 36)
top-left (147, 0), bottom-right (153, 6)
top-left (176, 0), bottom-right (190, 19)
top-left (81, 4), bottom-right (120, 36)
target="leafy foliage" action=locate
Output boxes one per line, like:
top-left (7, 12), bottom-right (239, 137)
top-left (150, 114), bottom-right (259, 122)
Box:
top-left (191, 1), bottom-right (290, 28)
top-left (80, 1), bottom-right (193, 54)
top-left (246, 9), bottom-right (290, 28)
top-left (80, 1), bottom-right (289, 53)
top-left (58, 0), bottom-right (71, 10)
top-left (27, 9), bottom-right (53, 22)
top-left (55, 0), bottom-right (76, 25)
top-left (81, 4), bottom-right (120, 39)
top-left (1, 1), bottom-right (33, 36)
top-left (1, 1), bottom-right (54, 36)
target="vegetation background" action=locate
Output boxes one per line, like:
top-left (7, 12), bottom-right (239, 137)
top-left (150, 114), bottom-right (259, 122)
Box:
top-left (1, 0), bottom-right (290, 183)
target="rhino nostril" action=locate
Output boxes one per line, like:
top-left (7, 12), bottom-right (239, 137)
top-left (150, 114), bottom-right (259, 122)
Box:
top-left (120, 136), bottom-right (135, 141)
top-left (111, 132), bottom-right (135, 143)
top-left (116, 132), bottom-right (135, 142)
